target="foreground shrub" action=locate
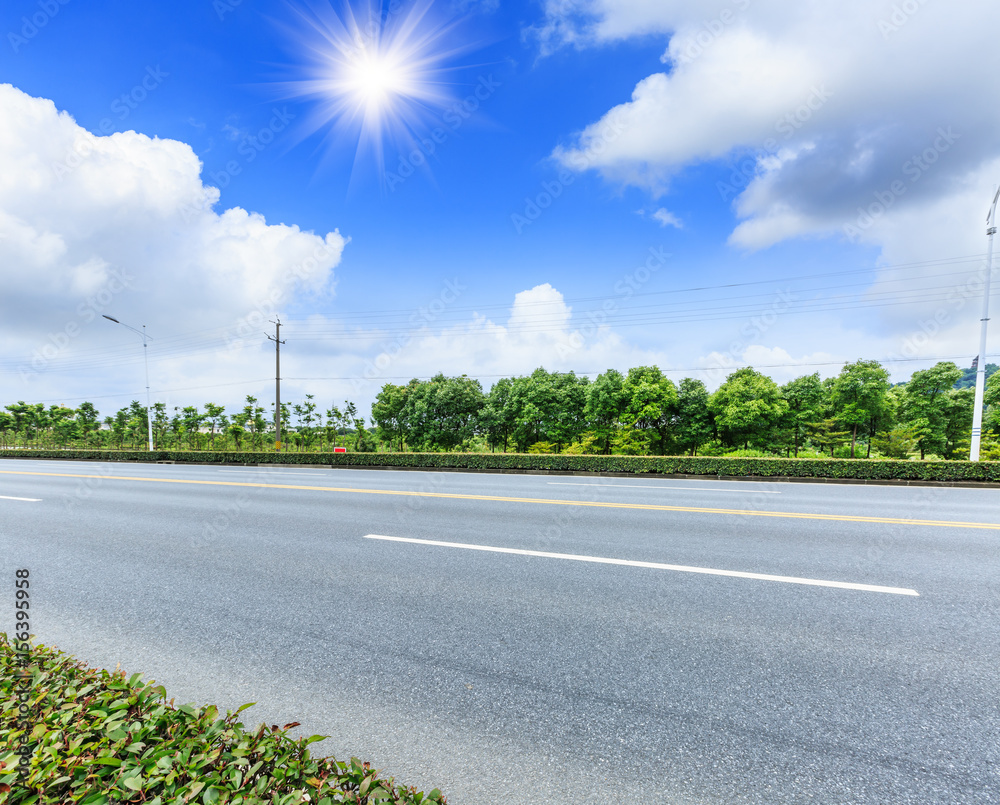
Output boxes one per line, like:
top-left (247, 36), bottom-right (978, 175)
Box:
top-left (0, 633), bottom-right (445, 804)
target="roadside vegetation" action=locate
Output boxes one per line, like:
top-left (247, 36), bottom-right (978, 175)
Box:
top-left (3, 360), bottom-right (999, 462)
top-left (0, 633), bottom-right (446, 804)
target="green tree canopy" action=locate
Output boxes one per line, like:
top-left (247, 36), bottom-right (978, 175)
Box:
top-left (622, 366), bottom-right (678, 455)
top-left (404, 374), bottom-right (485, 451)
top-left (674, 377), bottom-right (713, 455)
top-left (585, 369), bottom-right (628, 454)
top-left (985, 372), bottom-right (1000, 435)
top-left (781, 373), bottom-right (825, 457)
top-left (372, 383), bottom-right (410, 451)
top-left (900, 362), bottom-right (963, 459)
top-left (830, 359), bottom-right (891, 458)
top-left (709, 367), bottom-right (788, 449)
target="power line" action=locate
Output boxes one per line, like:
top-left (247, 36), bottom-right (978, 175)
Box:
top-left (6, 284), bottom-right (997, 373)
top-left (1, 252), bottom-right (995, 373)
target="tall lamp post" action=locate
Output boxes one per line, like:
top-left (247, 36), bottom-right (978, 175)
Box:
top-left (970, 187), bottom-right (999, 461)
top-left (103, 315), bottom-right (154, 452)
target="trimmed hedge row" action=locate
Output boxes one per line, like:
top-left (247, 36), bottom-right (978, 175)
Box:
top-left (2, 448), bottom-right (999, 482)
top-left (0, 632), bottom-right (446, 804)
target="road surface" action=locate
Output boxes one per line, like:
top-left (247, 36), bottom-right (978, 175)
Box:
top-left (1, 458), bottom-right (998, 803)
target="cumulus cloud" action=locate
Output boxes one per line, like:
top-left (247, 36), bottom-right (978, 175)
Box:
top-left (0, 84), bottom-right (346, 406)
top-left (338, 282), bottom-right (668, 402)
top-left (541, 1), bottom-right (1000, 256)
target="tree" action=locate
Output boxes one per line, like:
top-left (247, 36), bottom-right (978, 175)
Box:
top-left (941, 387), bottom-right (975, 459)
top-left (0, 412), bottom-right (13, 448)
top-left (549, 372), bottom-right (589, 451)
top-left (871, 424), bottom-right (922, 459)
top-left (585, 370), bottom-right (629, 454)
top-left (109, 409), bottom-right (128, 449)
top-left (372, 384), bottom-right (410, 451)
top-left (228, 409), bottom-right (249, 450)
top-left (480, 377), bottom-right (516, 452)
top-left (240, 396), bottom-right (267, 450)
top-left (76, 402), bottom-right (101, 446)
top-left (403, 374), bottom-right (485, 451)
top-left (45, 406), bottom-right (75, 447)
top-left (673, 378), bottom-right (713, 456)
top-left (180, 406), bottom-right (204, 449)
top-left (622, 366), bottom-right (678, 455)
top-left (900, 362), bottom-right (963, 459)
top-left (353, 416), bottom-right (375, 452)
top-left (507, 369), bottom-right (561, 452)
top-left (709, 367), bottom-right (788, 449)
top-left (203, 403), bottom-right (226, 449)
top-left (325, 404), bottom-right (343, 449)
top-left (806, 417), bottom-right (851, 457)
top-left (5, 402), bottom-right (32, 446)
top-left (983, 371), bottom-right (1000, 436)
top-left (830, 359), bottom-right (891, 458)
top-left (292, 394), bottom-right (319, 451)
top-left (780, 374), bottom-right (825, 457)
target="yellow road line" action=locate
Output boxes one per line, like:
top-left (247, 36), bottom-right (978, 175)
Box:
top-left (2, 469), bottom-right (998, 530)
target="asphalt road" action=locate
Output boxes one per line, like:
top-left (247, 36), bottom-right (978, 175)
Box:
top-left (1, 458), bottom-right (998, 804)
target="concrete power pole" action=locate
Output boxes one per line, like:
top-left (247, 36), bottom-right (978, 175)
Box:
top-left (970, 187), bottom-right (999, 461)
top-left (268, 319), bottom-right (286, 451)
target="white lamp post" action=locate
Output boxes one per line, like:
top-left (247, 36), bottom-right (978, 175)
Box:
top-left (970, 187), bottom-right (999, 461)
top-left (103, 315), bottom-right (154, 452)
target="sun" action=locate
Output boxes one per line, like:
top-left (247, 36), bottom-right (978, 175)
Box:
top-left (345, 52), bottom-right (408, 105)
top-left (276, 1), bottom-right (469, 181)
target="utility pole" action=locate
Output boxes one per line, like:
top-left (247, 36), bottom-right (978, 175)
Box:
top-left (268, 318), bottom-right (286, 451)
top-left (970, 187), bottom-right (998, 461)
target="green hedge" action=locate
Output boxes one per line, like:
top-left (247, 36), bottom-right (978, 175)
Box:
top-left (2, 448), bottom-right (999, 482)
top-left (0, 633), bottom-right (446, 804)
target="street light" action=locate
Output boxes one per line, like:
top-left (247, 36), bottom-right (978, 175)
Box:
top-left (970, 187), bottom-right (999, 461)
top-left (103, 314), bottom-right (154, 452)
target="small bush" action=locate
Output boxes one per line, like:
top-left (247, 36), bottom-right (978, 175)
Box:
top-left (717, 448), bottom-right (780, 459)
top-left (0, 633), bottom-right (446, 804)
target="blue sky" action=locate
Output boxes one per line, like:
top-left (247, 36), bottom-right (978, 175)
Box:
top-left (1, 0), bottom-right (997, 417)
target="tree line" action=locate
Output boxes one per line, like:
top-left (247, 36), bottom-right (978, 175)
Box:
top-left (371, 361), bottom-right (1000, 460)
top-left (0, 396), bottom-right (376, 453)
top-left (2, 361), bottom-right (998, 460)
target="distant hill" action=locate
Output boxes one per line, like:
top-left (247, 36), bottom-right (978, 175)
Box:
top-left (955, 363), bottom-right (999, 389)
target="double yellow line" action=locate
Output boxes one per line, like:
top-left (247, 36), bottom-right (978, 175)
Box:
top-left (2, 469), bottom-right (998, 530)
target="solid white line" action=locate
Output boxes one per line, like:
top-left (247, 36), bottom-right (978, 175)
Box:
top-left (363, 535), bottom-right (920, 596)
top-left (0, 495), bottom-right (42, 502)
top-left (548, 482), bottom-right (780, 493)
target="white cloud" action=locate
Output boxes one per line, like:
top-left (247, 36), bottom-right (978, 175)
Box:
top-left (0, 84), bottom-right (346, 407)
top-left (541, 1), bottom-right (1000, 260)
top-left (651, 208), bottom-right (682, 229)
top-left (337, 283), bottom-right (666, 401)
